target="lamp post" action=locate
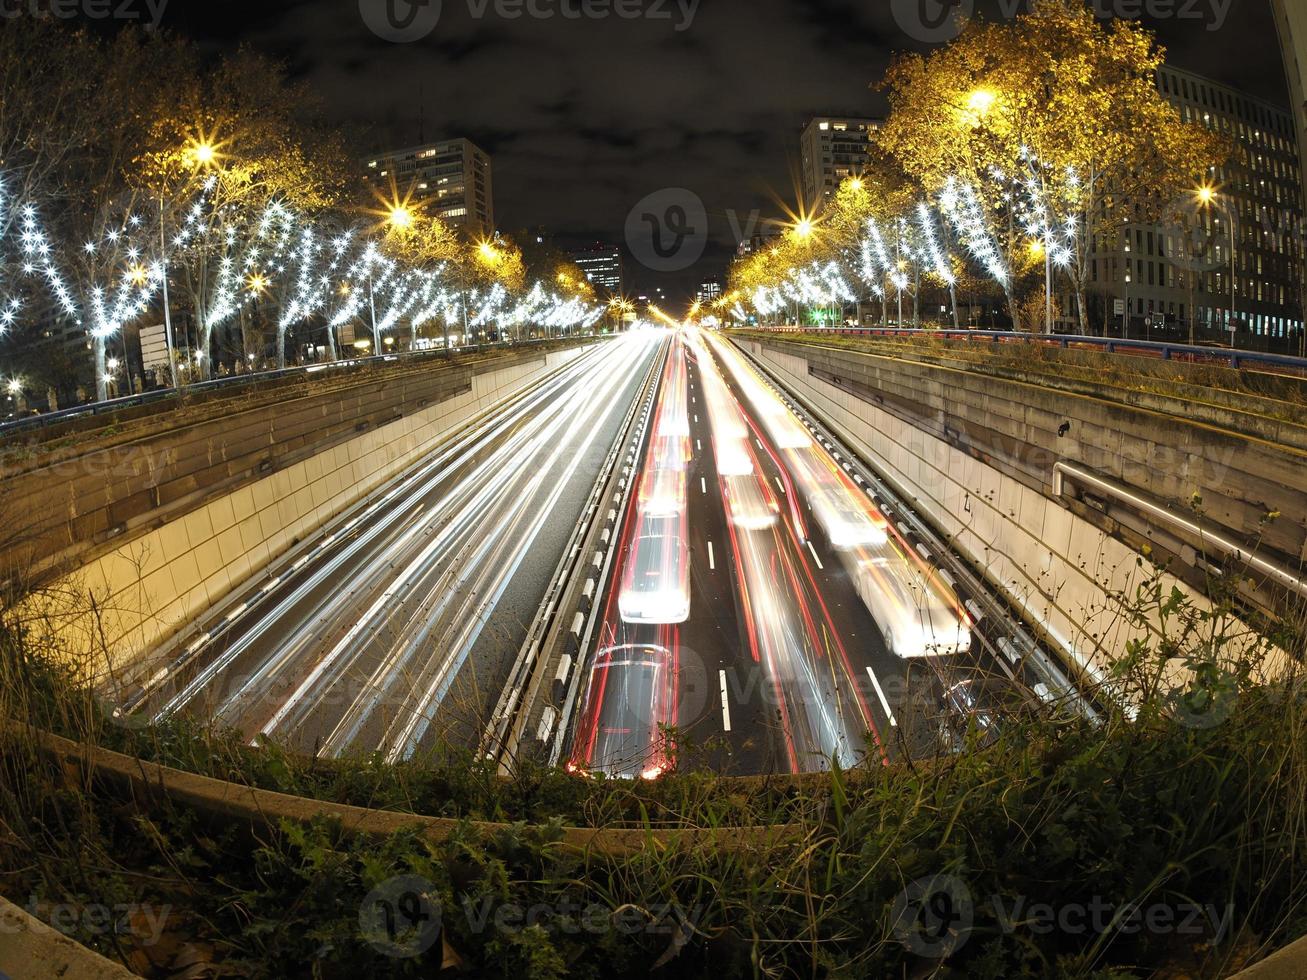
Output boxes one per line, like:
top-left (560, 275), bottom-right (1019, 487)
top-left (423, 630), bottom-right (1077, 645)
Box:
top-left (1198, 186), bottom-right (1238, 348)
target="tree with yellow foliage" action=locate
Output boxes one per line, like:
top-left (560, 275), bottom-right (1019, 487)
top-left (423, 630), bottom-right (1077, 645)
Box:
top-left (878, 0), bottom-right (1225, 333)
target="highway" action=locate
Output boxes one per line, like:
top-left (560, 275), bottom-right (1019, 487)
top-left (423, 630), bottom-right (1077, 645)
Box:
top-left (567, 329), bottom-right (1017, 778)
top-left (124, 334), bottom-right (661, 760)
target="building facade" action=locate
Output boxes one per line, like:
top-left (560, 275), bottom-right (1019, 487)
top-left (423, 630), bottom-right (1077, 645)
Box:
top-left (570, 244), bottom-right (623, 296)
top-left (1272, 0), bottom-right (1307, 352)
top-left (1073, 66), bottom-right (1303, 347)
top-left (799, 117), bottom-right (880, 210)
top-left (363, 138), bottom-right (495, 238)
top-left (697, 280), bottom-right (722, 304)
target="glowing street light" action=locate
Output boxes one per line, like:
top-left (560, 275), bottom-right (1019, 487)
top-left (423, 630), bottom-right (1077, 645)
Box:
top-left (388, 206), bottom-right (414, 231)
top-left (967, 88), bottom-right (998, 116)
top-left (1195, 184), bottom-right (1238, 346)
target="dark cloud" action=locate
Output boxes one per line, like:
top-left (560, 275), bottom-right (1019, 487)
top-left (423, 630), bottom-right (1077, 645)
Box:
top-left (151, 0), bottom-right (1288, 301)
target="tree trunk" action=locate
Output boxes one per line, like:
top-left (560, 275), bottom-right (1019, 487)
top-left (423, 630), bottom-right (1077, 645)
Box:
top-left (93, 335), bottom-right (108, 402)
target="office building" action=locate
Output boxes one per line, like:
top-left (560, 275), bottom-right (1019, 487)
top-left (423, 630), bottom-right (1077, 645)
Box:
top-left (571, 244), bottom-right (623, 296)
top-left (1073, 66), bottom-right (1303, 345)
top-left (697, 280), bottom-right (722, 304)
top-left (799, 117), bottom-right (881, 210)
top-left (363, 138), bottom-right (494, 238)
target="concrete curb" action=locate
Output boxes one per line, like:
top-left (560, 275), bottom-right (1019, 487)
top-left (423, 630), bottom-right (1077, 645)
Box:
top-left (29, 727), bottom-right (803, 858)
top-left (0, 894), bottom-right (138, 980)
top-left (1225, 933), bottom-right (1307, 979)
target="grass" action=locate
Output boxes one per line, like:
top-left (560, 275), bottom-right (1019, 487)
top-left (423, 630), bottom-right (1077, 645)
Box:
top-left (1, 569), bottom-right (1305, 978)
top-left (733, 329), bottom-right (1307, 432)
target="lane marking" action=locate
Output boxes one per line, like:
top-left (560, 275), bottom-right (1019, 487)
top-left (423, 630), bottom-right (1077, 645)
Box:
top-left (865, 667), bottom-right (898, 727)
top-left (708, 541), bottom-right (716, 570)
top-left (806, 540), bottom-right (824, 570)
top-left (696, 439), bottom-right (701, 451)
top-left (701, 477), bottom-right (707, 494)
top-left (774, 477), bottom-right (786, 494)
top-left (719, 669), bottom-right (732, 732)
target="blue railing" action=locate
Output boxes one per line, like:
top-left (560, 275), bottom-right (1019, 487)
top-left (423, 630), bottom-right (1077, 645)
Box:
top-left (752, 325), bottom-right (1307, 377)
top-left (0, 335), bottom-right (593, 440)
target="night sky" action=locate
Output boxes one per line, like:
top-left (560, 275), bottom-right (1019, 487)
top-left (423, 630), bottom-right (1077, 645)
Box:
top-left (152, 0), bottom-right (1287, 300)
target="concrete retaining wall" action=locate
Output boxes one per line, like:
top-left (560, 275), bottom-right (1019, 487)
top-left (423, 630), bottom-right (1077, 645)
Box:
top-left (740, 339), bottom-right (1283, 683)
top-left (28, 346), bottom-right (589, 674)
top-left (0, 893), bottom-right (139, 979)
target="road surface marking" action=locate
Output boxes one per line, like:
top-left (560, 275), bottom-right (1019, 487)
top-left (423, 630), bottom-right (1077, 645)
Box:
top-left (806, 540), bottom-right (824, 569)
top-left (719, 670), bottom-right (732, 731)
top-left (774, 477), bottom-right (786, 494)
top-left (696, 439), bottom-right (701, 451)
top-left (701, 477), bottom-right (707, 494)
top-left (708, 541), bottom-right (716, 570)
top-left (865, 667), bottom-right (898, 727)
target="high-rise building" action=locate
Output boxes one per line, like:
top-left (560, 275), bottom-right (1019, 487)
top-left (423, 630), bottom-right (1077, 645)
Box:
top-left (1073, 66), bottom-right (1303, 345)
top-left (570, 244), bottom-right (623, 296)
top-left (697, 280), bottom-right (722, 304)
top-left (363, 138), bottom-right (495, 238)
top-left (799, 117), bottom-right (881, 210)
top-left (1272, 0), bottom-right (1307, 350)
top-left (736, 230), bottom-right (783, 258)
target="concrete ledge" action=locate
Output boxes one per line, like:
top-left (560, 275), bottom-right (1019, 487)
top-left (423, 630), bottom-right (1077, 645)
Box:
top-left (738, 338), bottom-right (1288, 687)
top-left (21, 346), bottom-right (593, 671)
top-left (25, 727), bottom-right (800, 858)
top-left (1226, 933), bottom-right (1307, 978)
top-left (0, 893), bottom-right (138, 979)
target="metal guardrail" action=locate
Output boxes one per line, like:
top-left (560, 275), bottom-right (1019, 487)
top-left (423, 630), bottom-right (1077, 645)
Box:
top-left (0, 335), bottom-right (597, 439)
top-left (749, 325), bottom-right (1307, 378)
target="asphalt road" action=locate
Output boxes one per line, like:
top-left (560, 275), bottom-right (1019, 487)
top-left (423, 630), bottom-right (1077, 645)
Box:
top-left (567, 329), bottom-right (989, 778)
top-left (127, 333), bottom-right (660, 761)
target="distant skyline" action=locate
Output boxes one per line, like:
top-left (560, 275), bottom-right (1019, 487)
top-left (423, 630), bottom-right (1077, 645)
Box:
top-left (150, 0), bottom-right (1292, 301)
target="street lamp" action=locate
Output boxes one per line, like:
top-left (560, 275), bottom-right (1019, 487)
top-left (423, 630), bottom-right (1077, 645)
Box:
top-left (1197, 185), bottom-right (1238, 347)
top-left (388, 206), bottom-right (413, 231)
